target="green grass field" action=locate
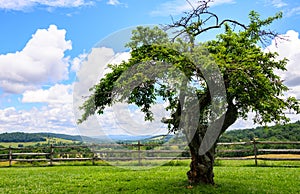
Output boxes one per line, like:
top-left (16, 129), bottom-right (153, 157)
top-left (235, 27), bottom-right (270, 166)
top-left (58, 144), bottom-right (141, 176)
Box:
top-left (0, 160), bottom-right (299, 193)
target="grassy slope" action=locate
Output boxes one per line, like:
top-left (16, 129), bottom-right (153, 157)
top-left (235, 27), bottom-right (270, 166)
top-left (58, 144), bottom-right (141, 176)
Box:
top-left (0, 162), bottom-right (299, 194)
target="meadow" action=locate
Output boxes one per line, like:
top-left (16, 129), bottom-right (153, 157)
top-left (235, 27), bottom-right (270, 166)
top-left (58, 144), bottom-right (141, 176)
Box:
top-left (0, 160), bottom-right (299, 194)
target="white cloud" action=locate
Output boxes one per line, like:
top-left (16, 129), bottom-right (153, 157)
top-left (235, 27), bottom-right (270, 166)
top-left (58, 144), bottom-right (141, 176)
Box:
top-left (22, 84), bottom-right (73, 104)
top-left (71, 53), bottom-right (88, 72)
top-left (72, 47), bottom-right (168, 137)
top-left (107, 0), bottom-right (120, 6)
top-left (0, 25), bottom-right (71, 94)
top-left (269, 0), bottom-right (288, 8)
top-left (266, 30), bottom-right (300, 91)
top-left (285, 6), bottom-right (300, 18)
top-left (0, 0), bottom-right (93, 11)
top-left (229, 112), bottom-right (259, 130)
top-left (101, 102), bottom-right (168, 136)
top-left (0, 104), bottom-right (78, 134)
top-left (0, 83), bottom-right (77, 134)
top-left (107, 52), bottom-right (131, 67)
top-left (73, 47), bottom-right (133, 136)
top-left (151, 0), bottom-right (235, 16)
top-left (73, 47), bottom-right (115, 99)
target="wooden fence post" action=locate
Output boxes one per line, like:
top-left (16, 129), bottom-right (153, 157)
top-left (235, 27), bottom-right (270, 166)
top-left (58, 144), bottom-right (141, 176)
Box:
top-left (8, 146), bottom-right (12, 167)
top-left (92, 153), bottom-right (95, 165)
top-left (138, 141), bottom-right (141, 166)
top-left (50, 144), bottom-right (54, 166)
top-left (253, 139), bottom-right (258, 166)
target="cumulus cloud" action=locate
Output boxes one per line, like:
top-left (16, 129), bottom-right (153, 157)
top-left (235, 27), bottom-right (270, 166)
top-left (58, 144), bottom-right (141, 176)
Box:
top-left (150, 0), bottom-right (235, 16)
top-left (0, 104), bottom-right (78, 134)
top-left (22, 84), bottom-right (73, 104)
top-left (0, 0), bottom-right (93, 11)
top-left (73, 47), bottom-right (133, 136)
top-left (100, 102), bottom-right (168, 136)
top-left (0, 25), bottom-right (71, 94)
top-left (72, 47), bottom-right (115, 135)
top-left (0, 83), bottom-right (77, 134)
top-left (73, 47), bottom-right (115, 99)
top-left (72, 47), bottom-right (168, 137)
top-left (266, 30), bottom-right (300, 96)
top-left (71, 53), bottom-right (88, 72)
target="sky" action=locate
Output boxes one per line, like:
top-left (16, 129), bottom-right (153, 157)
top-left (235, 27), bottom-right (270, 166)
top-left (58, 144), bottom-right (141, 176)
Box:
top-left (0, 0), bottom-right (300, 137)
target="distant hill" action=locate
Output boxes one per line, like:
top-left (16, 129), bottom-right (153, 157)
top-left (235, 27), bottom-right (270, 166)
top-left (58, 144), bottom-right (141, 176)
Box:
top-left (1, 121), bottom-right (299, 144)
top-left (113, 134), bottom-right (174, 144)
top-left (0, 132), bottom-right (92, 143)
top-left (37, 133), bottom-right (83, 142)
top-left (220, 121), bottom-right (300, 142)
top-left (0, 132), bottom-right (46, 142)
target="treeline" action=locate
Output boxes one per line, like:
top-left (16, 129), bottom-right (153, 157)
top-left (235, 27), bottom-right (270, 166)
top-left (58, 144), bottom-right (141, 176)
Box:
top-left (220, 121), bottom-right (300, 142)
top-left (0, 132), bottom-right (46, 142)
top-left (0, 132), bottom-right (85, 143)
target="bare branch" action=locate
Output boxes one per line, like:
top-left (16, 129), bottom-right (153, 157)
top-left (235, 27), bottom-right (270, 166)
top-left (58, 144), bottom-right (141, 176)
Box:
top-left (186, 0), bottom-right (196, 12)
top-left (165, 0), bottom-right (282, 46)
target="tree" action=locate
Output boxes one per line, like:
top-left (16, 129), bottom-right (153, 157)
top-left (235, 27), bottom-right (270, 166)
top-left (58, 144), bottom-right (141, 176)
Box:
top-left (78, 1), bottom-right (299, 185)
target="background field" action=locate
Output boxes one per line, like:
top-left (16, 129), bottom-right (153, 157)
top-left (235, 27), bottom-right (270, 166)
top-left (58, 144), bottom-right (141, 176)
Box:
top-left (0, 160), bottom-right (299, 194)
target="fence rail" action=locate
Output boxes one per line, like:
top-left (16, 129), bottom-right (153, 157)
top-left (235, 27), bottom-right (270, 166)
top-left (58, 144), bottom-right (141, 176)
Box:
top-left (0, 141), bottom-right (299, 166)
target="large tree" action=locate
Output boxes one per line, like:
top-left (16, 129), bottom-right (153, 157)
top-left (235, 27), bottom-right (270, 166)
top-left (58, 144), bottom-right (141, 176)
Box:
top-left (78, 1), bottom-right (299, 185)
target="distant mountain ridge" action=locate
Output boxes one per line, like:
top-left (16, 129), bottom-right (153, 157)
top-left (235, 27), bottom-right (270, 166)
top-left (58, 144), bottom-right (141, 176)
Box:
top-left (0, 132), bottom-right (46, 143)
top-left (0, 132), bottom-right (86, 143)
top-left (0, 121), bottom-right (299, 143)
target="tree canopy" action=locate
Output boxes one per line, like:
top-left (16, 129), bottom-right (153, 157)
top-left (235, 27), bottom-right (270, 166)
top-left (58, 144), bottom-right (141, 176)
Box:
top-left (79, 11), bottom-right (299, 138)
top-left (78, 2), bottom-right (299, 185)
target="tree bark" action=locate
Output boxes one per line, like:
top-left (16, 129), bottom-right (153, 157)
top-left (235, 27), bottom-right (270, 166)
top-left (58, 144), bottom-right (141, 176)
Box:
top-left (186, 129), bottom-right (216, 185)
top-left (186, 103), bottom-right (238, 185)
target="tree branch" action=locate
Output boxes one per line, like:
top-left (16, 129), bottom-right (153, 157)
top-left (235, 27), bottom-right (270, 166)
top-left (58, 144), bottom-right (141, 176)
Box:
top-left (166, 0), bottom-right (281, 46)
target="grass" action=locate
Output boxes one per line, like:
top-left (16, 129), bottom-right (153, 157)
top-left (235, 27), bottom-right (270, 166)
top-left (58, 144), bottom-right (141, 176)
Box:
top-left (0, 161), bottom-right (299, 193)
top-left (215, 159), bottom-right (300, 168)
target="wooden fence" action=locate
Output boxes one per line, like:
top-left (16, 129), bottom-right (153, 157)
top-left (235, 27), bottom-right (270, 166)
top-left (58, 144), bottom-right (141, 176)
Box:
top-left (216, 140), bottom-right (300, 165)
top-left (0, 141), bottom-right (299, 166)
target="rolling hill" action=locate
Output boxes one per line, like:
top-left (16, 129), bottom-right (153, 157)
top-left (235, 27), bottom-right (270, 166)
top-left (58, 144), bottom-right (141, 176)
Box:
top-left (219, 121), bottom-right (300, 142)
top-left (0, 121), bottom-right (299, 144)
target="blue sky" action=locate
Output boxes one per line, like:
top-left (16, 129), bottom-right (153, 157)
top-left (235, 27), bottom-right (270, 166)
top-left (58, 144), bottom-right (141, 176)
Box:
top-left (0, 0), bottom-right (300, 136)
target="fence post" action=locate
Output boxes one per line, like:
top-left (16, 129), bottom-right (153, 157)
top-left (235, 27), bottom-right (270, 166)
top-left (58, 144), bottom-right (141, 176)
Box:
top-left (8, 146), bottom-right (12, 167)
top-left (253, 139), bottom-right (258, 166)
top-left (50, 144), bottom-right (54, 166)
top-left (92, 153), bottom-right (95, 166)
top-left (138, 141), bottom-right (141, 166)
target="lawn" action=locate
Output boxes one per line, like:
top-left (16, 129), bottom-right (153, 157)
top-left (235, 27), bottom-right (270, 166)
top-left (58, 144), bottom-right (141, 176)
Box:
top-left (0, 161), bottom-right (299, 193)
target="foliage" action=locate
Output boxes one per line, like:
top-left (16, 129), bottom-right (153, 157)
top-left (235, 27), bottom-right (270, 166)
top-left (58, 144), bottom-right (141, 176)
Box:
top-left (0, 132), bottom-right (46, 143)
top-left (220, 121), bottom-right (300, 142)
top-left (79, 12), bottom-right (299, 136)
top-left (78, 3), bottom-right (300, 184)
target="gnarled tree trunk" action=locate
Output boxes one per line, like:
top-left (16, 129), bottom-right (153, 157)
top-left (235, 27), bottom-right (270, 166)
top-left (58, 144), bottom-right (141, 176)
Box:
top-left (186, 129), bottom-right (216, 185)
top-left (185, 103), bottom-right (238, 185)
